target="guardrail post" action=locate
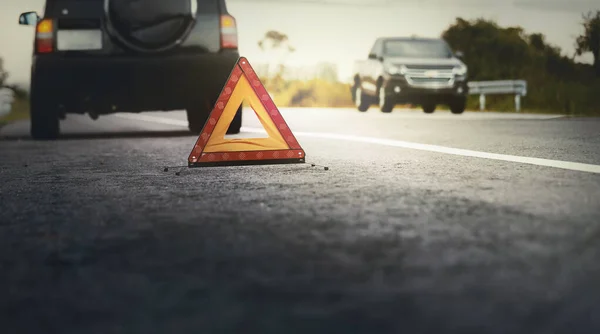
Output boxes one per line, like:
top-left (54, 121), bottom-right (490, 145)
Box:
top-left (469, 80), bottom-right (527, 113)
top-left (479, 94), bottom-right (486, 111)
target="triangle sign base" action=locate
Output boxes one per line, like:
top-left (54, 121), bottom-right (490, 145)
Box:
top-left (187, 57), bottom-right (306, 168)
top-left (189, 156), bottom-right (305, 168)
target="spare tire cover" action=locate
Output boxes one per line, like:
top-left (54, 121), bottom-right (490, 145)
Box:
top-left (106, 0), bottom-right (196, 52)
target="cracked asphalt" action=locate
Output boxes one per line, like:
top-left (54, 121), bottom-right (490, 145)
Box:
top-left (1, 108), bottom-right (600, 334)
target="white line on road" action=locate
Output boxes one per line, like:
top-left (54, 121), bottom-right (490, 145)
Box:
top-left (115, 113), bottom-right (600, 174)
top-left (116, 113), bottom-right (190, 127)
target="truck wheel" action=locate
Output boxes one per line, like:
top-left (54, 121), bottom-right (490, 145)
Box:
top-left (30, 81), bottom-right (60, 140)
top-left (450, 98), bottom-right (466, 114)
top-left (422, 104), bottom-right (436, 114)
top-left (354, 86), bottom-right (370, 112)
top-left (378, 86), bottom-right (394, 113)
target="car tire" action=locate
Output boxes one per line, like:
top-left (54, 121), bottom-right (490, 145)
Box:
top-left (227, 106), bottom-right (242, 135)
top-left (186, 103), bottom-right (242, 135)
top-left (450, 97), bottom-right (466, 114)
top-left (378, 85), bottom-right (394, 113)
top-left (422, 104), bottom-right (436, 114)
top-left (186, 106), bottom-right (208, 134)
top-left (354, 85), bottom-right (370, 112)
top-left (30, 79), bottom-right (60, 140)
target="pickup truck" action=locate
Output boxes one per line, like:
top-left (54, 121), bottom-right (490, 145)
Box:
top-left (351, 37), bottom-right (469, 114)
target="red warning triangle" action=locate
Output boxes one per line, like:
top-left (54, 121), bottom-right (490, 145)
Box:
top-left (188, 57), bottom-right (306, 167)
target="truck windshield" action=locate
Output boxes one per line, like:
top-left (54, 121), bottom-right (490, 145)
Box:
top-left (383, 39), bottom-right (453, 59)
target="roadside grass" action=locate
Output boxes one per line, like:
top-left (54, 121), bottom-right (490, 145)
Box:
top-left (265, 79), bottom-right (597, 115)
top-left (0, 98), bottom-right (30, 128)
top-left (1, 82), bottom-right (594, 126)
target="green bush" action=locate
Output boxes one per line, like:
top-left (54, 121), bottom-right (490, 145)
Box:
top-left (443, 17), bottom-right (600, 115)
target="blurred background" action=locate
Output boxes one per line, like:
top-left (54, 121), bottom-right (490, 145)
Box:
top-left (1, 0), bottom-right (599, 120)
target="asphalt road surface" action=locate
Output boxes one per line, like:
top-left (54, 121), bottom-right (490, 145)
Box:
top-left (1, 107), bottom-right (600, 334)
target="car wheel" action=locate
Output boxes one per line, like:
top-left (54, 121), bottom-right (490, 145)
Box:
top-left (450, 98), bottom-right (466, 114)
top-left (378, 85), bottom-right (394, 113)
top-left (186, 103), bottom-right (209, 134)
top-left (227, 105), bottom-right (242, 135)
top-left (354, 85), bottom-right (370, 112)
top-left (422, 104), bottom-right (436, 114)
top-left (30, 80), bottom-right (60, 140)
top-left (186, 102), bottom-right (242, 135)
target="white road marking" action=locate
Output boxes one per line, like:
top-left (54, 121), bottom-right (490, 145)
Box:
top-left (115, 113), bottom-right (600, 174)
top-left (116, 113), bottom-right (189, 127)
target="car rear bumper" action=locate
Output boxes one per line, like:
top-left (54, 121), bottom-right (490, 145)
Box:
top-left (32, 50), bottom-right (240, 112)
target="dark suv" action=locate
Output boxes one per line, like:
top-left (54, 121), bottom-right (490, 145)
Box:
top-left (19, 0), bottom-right (242, 140)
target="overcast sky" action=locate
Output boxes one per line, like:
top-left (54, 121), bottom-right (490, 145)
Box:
top-left (1, 0), bottom-right (597, 85)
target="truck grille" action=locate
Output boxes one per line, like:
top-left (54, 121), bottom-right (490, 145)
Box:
top-left (404, 65), bottom-right (455, 88)
top-left (409, 77), bottom-right (453, 85)
top-left (405, 65), bottom-right (455, 71)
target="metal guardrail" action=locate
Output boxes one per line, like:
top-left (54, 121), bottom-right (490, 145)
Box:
top-left (468, 80), bottom-right (527, 112)
top-left (0, 87), bottom-right (15, 118)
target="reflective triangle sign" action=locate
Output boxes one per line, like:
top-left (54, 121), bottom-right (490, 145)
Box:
top-left (188, 57), bottom-right (306, 167)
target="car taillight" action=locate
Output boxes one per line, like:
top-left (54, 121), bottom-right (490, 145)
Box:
top-left (36, 19), bottom-right (54, 53)
top-left (220, 15), bottom-right (238, 49)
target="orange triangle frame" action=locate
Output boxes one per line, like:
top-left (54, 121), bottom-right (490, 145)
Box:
top-left (188, 57), bottom-right (306, 167)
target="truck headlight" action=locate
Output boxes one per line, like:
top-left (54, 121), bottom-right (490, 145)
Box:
top-left (387, 64), bottom-right (407, 75)
top-left (453, 64), bottom-right (467, 76)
